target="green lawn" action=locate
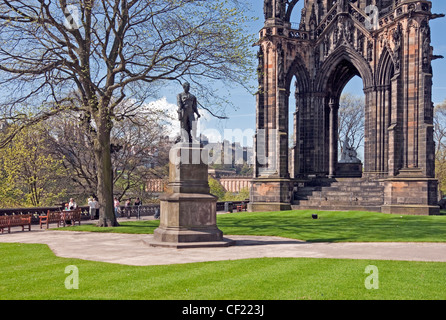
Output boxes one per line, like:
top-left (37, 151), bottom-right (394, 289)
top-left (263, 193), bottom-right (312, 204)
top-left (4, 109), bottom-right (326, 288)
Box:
top-left (64, 210), bottom-right (446, 242)
top-left (2, 209), bottom-right (446, 300)
top-left (1, 242), bottom-right (445, 300)
top-left (217, 210), bottom-right (446, 242)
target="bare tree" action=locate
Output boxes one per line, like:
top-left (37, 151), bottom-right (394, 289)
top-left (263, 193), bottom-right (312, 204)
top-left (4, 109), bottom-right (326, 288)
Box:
top-left (46, 112), bottom-right (98, 197)
top-left (109, 101), bottom-right (171, 201)
top-left (0, 0), bottom-right (255, 226)
top-left (434, 102), bottom-right (446, 153)
top-left (434, 101), bottom-right (446, 196)
top-left (44, 102), bottom-right (171, 204)
top-left (338, 93), bottom-right (365, 159)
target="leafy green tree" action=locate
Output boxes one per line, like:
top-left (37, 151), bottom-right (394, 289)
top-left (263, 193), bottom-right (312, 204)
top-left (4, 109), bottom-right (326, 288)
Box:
top-left (222, 187), bottom-right (249, 202)
top-left (235, 187), bottom-right (250, 201)
top-left (209, 176), bottom-right (226, 201)
top-left (0, 125), bottom-right (66, 207)
top-left (0, 164), bottom-right (22, 208)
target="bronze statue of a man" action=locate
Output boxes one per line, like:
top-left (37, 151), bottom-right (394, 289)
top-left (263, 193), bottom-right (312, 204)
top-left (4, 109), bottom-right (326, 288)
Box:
top-left (177, 82), bottom-right (201, 143)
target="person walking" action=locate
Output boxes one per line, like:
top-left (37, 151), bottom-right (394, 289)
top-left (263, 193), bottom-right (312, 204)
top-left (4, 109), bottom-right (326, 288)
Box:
top-left (134, 197), bottom-right (142, 219)
top-left (125, 198), bottom-right (132, 219)
top-left (88, 197), bottom-right (99, 220)
top-left (114, 197), bottom-right (120, 218)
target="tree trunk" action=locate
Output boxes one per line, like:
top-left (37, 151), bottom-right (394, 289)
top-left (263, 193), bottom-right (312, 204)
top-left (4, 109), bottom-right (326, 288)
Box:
top-left (95, 116), bottom-right (118, 227)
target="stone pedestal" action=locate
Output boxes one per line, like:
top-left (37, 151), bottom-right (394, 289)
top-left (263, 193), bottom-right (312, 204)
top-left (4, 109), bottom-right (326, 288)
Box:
top-left (248, 178), bottom-right (292, 212)
top-left (336, 162), bottom-right (363, 178)
top-left (381, 169), bottom-right (440, 215)
top-left (150, 143), bottom-right (234, 248)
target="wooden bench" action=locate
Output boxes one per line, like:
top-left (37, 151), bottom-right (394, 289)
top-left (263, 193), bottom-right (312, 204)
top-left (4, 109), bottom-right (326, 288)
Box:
top-left (39, 209), bottom-right (82, 229)
top-left (0, 214), bottom-right (32, 234)
top-left (62, 208), bottom-right (81, 227)
top-left (0, 216), bottom-right (9, 233)
top-left (39, 210), bottom-right (63, 229)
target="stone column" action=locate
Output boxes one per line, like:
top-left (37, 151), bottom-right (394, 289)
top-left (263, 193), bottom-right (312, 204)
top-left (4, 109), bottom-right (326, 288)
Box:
top-left (363, 88), bottom-right (378, 177)
top-left (292, 91), bottom-right (303, 178)
top-left (276, 88), bottom-right (290, 178)
top-left (387, 75), bottom-right (400, 177)
top-left (249, 37), bottom-right (292, 212)
top-left (328, 98), bottom-right (338, 178)
top-left (383, 84), bottom-right (391, 174)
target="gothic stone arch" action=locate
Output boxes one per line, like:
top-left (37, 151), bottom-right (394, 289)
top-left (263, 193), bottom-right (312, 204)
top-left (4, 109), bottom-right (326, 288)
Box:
top-left (250, 0), bottom-right (441, 215)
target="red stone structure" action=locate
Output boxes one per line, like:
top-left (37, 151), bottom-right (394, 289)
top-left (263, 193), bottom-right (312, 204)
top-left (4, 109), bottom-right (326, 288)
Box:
top-left (250, 0), bottom-right (443, 215)
top-left (220, 176), bottom-right (252, 193)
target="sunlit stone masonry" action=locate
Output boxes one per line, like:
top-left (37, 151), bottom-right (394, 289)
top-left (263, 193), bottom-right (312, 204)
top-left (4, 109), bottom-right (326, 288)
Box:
top-left (250, 0), bottom-right (443, 215)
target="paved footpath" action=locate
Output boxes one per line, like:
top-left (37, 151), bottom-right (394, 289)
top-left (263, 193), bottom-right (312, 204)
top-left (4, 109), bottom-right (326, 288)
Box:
top-left (1, 220), bottom-right (446, 266)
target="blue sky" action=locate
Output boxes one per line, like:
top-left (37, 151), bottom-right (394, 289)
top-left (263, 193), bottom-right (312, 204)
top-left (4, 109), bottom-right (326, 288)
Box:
top-left (159, 1), bottom-right (446, 145)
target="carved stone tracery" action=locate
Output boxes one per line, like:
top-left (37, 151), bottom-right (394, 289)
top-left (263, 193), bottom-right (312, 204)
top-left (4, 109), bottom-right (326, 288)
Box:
top-left (251, 0), bottom-right (442, 215)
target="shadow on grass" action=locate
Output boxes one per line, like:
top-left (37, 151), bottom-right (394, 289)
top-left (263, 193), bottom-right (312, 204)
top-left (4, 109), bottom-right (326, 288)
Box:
top-left (217, 210), bottom-right (446, 243)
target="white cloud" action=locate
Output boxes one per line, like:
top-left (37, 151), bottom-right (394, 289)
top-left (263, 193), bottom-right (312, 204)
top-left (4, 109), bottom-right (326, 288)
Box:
top-left (141, 97), bottom-right (180, 138)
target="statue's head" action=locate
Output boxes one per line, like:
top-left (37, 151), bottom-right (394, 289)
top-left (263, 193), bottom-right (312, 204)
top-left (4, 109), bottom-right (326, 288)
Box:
top-left (182, 82), bottom-right (190, 93)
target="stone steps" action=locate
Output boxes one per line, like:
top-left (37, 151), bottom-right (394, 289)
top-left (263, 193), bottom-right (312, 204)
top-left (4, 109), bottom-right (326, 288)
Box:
top-left (311, 191), bottom-right (384, 198)
top-left (297, 199), bottom-right (384, 207)
top-left (293, 178), bottom-right (384, 211)
top-left (292, 204), bottom-right (383, 212)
